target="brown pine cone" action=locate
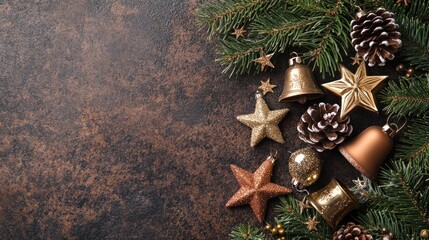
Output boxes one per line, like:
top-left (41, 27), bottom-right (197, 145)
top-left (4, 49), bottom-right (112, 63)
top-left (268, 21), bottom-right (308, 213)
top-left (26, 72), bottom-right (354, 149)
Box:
top-left (333, 222), bottom-right (373, 240)
top-left (351, 8), bottom-right (402, 67)
top-left (297, 102), bottom-right (352, 152)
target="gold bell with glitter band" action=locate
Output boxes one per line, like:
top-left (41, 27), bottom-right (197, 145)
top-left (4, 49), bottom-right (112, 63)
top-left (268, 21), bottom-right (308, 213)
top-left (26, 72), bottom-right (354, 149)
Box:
top-left (306, 178), bottom-right (360, 228)
top-left (339, 116), bottom-right (406, 180)
top-left (279, 52), bottom-right (324, 104)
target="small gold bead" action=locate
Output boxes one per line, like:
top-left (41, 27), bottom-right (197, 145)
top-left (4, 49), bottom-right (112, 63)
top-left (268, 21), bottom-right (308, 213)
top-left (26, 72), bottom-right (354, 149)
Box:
top-left (265, 224), bottom-right (272, 231)
top-left (381, 227), bottom-right (387, 233)
top-left (281, 237), bottom-right (286, 240)
top-left (396, 64), bottom-right (405, 72)
top-left (276, 238), bottom-right (282, 240)
top-left (405, 72), bottom-right (412, 78)
top-left (276, 224), bottom-right (283, 229)
top-left (388, 232), bottom-right (394, 238)
top-left (421, 229), bottom-right (429, 238)
top-left (271, 228), bottom-right (278, 234)
top-left (278, 229), bottom-right (285, 235)
top-left (406, 67), bottom-right (414, 74)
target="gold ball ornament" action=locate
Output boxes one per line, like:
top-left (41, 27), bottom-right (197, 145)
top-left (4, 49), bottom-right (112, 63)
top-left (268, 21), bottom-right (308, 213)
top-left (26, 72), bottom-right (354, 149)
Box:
top-left (288, 147), bottom-right (322, 188)
top-left (407, 67), bottom-right (414, 74)
top-left (278, 228), bottom-right (285, 235)
top-left (271, 228), bottom-right (278, 234)
top-left (405, 72), bottom-right (412, 78)
top-left (395, 64), bottom-right (405, 72)
top-left (421, 229), bottom-right (429, 238)
top-left (276, 224), bottom-right (283, 229)
top-left (265, 224), bottom-right (272, 231)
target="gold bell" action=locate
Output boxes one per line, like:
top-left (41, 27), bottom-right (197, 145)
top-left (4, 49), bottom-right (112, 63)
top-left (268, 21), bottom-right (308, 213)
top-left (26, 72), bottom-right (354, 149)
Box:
top-left (279, 53), bottom-right (324, 104)
top-left (307, 179), bottom-right (359, 228)
top-left (339, 119), bottom-right (404, 180)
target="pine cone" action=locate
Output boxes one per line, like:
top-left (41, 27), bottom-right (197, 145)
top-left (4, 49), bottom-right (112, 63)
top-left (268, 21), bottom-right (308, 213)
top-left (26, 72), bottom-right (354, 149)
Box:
top-left (351, 8), bottom-right (402, 67)
top-left (297, 102), bottom-right (352, 152)
top-left (333, 222), bottom-right (373, 240)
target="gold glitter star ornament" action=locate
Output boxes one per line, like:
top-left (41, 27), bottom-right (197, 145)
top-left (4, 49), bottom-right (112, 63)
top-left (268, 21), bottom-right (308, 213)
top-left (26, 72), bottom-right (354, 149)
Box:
top-left (226, 154), bottom-right (292, 223)
top-left (253, 50), bottom-right (275, 71)
top-left (304, 216), bottom-right (320, 231)
top-left (322, 62), bottom-right (388, 119)
top-left (258, 78), bottom-right (277, 95)
top-left (231, 27), bottom-right (247, 39)
top-left (237, 92), bottom-right (289, 147)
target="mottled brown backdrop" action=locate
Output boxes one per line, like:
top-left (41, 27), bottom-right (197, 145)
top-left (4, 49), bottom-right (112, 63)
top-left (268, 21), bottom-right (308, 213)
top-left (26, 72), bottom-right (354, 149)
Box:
top-left (0, 1), bottom-right (392, 239)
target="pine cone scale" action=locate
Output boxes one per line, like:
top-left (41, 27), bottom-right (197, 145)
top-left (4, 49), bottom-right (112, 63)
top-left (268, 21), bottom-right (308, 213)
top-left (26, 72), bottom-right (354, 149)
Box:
top-left (297, 103), bottom-right (352, 152)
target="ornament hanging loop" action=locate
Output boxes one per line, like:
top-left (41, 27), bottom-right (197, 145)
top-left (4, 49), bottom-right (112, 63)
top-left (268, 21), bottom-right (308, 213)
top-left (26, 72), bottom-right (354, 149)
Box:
top-left (384, 114), bottom-right (407, 137)
top-left (289, 52), bottom-right (302, 65)
top-left (255, 90), bottom-right (264, 99)
top-left (268, 149), bottom-right (279, 163)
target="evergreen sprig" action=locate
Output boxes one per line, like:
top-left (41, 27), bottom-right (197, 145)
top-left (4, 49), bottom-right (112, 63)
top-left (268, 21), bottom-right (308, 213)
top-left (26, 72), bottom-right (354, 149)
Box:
top-left (196, 0), bottom-right (286, 38)
top-left (275, 196), bottom-right (331, 240)
top-left (396, 118), bottom-right (429, 160)
top-left (197, 0), bottom-right (354, 77)
top-left (381, 75), bottom-right (429, 117)
top-left (229, 223), bottom-right (267, 240)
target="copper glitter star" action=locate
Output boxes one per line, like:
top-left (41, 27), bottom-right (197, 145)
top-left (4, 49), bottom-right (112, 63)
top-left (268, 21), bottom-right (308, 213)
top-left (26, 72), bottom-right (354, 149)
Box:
top-left (304, 216), bottom-right (320, 231)
top-left (322, 62), bottom-right (387, 119)
top-left (258, 78), bottom-right (277, 95)
top-left (298, 200), bottom-right (312, 214)
top-left (253, 50), bottom-right (275, 71)
top-left (226, 156), bottom-right (292, 223)
top-left (236, 93), bottom-right (288, 147)
top-left (351, 55), bottom-right (363, 65)
top-left (231, 27), bottom-right (247, 39)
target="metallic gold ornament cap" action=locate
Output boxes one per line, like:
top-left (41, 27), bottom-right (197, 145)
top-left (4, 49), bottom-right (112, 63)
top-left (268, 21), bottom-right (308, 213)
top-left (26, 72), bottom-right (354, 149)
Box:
top-left (307, 178), bottom-right (359, 228)
top-left (339, 126), bottom-right (394, 180)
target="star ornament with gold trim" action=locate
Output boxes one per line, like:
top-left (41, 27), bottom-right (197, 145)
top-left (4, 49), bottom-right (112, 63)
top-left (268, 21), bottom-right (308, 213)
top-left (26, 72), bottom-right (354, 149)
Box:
top-left (226, 155), bottom-right (292, 223)
top-left (237, 92), bottom-right (288, 147)
top-left (231, 27), bottom-right (247, 39)
top-left (253, 50), bottom-right (275, 71)
top-left (258, 78), bottom-right (277, 95)
top-left (322, 62), bottom-right (388, 119)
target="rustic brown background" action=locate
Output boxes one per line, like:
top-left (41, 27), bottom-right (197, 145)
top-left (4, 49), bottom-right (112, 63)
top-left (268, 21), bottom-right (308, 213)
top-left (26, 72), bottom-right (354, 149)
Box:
top-left (0, 1), bottom-right (393, 239)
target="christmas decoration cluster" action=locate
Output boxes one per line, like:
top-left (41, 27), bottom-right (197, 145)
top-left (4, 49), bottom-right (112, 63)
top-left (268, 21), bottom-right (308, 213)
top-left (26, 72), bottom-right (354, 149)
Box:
top-left (197, 0), bottom-right (429, 239)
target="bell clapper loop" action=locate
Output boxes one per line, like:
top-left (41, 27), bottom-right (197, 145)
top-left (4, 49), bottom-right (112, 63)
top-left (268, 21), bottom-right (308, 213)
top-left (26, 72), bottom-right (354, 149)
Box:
top-left (383, 114), bottom-right (407, 137)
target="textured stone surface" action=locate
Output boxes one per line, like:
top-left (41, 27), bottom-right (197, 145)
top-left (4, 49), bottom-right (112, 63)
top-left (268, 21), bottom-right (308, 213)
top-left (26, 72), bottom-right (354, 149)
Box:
top-left (0, 1), bottom-right (392, 239)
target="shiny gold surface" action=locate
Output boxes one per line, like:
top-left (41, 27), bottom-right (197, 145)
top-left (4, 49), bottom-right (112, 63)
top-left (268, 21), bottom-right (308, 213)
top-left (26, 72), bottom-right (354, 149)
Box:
top-left (322, 63), bottom-right (388, 119)
top-left (339, 126), bottom-right (393, 180)
top-left (288, 147), bottom-right (321, 188)
top-left (307, 179), bottom-right (359, 228)
top-left (279, 57), bottom-right (323, 104)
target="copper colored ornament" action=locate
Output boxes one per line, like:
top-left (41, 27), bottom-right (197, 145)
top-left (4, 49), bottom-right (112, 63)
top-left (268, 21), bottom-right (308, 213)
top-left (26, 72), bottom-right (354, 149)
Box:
top-left (279, 53), bottom-right (323, 104)
top-left (339, 118), bottom-right (405, 180)
top-left (226, 154), bottom-right (292, 223)
top-left (307, 179), bottom-right (360, 228)
top-left (288, 147), bottom-right (321, 189)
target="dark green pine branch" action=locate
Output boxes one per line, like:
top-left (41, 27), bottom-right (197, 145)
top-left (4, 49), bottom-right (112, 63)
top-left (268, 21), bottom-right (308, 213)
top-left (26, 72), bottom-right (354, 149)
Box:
top-left (196, 0), bottom-right (286, 38)
top-left (354, 210), bottom-right (411, 239)
top-left (275, 196), bottom-right (331, 240)
top-left (379, 160), bottom-right (429, 230)
top-left (381, 75), bottom-right (429, 117)
top-left (383, 0), bottom-right (429, 71)
top-left (396, 118), bottom-right (429, 160)
top-left (229, 224), bottom-right (268, 240)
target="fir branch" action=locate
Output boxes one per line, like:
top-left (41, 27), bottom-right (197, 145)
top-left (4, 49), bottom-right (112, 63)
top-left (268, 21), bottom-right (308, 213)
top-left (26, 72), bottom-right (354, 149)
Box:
top-left (381, 75), bottom-right (429, 117)
top-left (379, 161), bottom-right (429, 229)
top-left (196, 0), bottom-right (286, 38)
top-left (383, 0), bottom-right (429, 71)
top-left (354, 210), bottom-right (411, 239)
top-left (351, 177), bottom-right (389, 208)
top-left (396, 118), bottom-right (429, 160)
top-left (229, 224), bottom-right (267, 240)
top-left (275, 196), bottom-right (331, 240)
